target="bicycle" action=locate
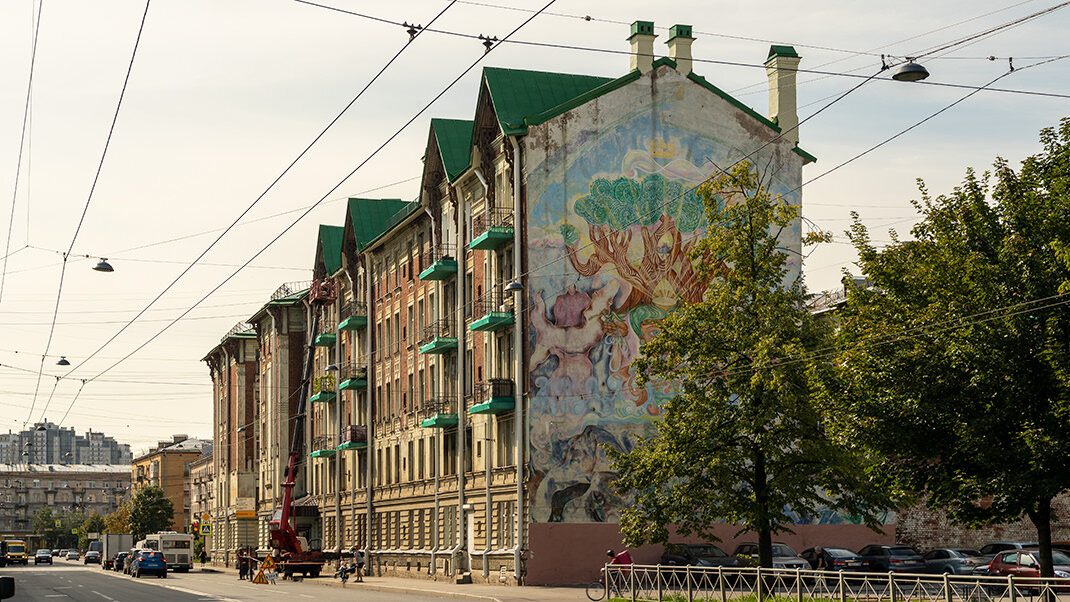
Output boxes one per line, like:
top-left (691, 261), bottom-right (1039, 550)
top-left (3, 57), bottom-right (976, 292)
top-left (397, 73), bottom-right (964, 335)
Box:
top-left (586, 568), bottom-right (627, 601)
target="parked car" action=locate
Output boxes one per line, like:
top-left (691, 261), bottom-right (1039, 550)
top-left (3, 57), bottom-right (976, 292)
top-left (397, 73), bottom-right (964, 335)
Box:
top-left (733, 543), bottom-right (810, 570)
top-left (65, 550), bottom-right (79, 561)
top-left (858, 544), bottom-right (926, 573)
top-left (84, 551), bottom-right (101, 565)
top-left (986, 549), bottom-right (1070, 591)
top-left (662, 543), bottom-right (748, 567)
top-left (112, 552), bottom-right (129, 572)
top-left (50, 550), bottom-right (61, 557)
top-left (922, 548), bottom-right (983, 574)
top-left (34, 550), bottom-right (52, 565)
top-left (129, 550), bottom-right (167, 578)
top-left (800, 547), bottom-right (868, 572)
top-left (974, 542), bottom-right (1038, 574)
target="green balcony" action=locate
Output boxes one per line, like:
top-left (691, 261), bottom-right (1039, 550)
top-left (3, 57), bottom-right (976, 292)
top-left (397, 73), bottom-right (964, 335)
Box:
top-left (338, 315), bottom-right (367, 330)
top-left (418, 257), bottom-right (458, 281)
top-left (339, 377), bottom-right (367, 390)
top-left (309, 448), bottom-right (336, 458)
top-left (469, 397), bottom-right (515, 415)
top-left (420, 413), bottom-right (458, 428)
top-left (310, 390), bottom-right (336, 403)
top-left (469, 310), bottom-right (514, 332)
top-left (419, 336), bottom-right (458, 354)
top-left (314, 332), bottom-right (336, 347)
top-left (337, 440), bottom-right (367, 451)
top-left (469, 227), bottom-right (513, 251)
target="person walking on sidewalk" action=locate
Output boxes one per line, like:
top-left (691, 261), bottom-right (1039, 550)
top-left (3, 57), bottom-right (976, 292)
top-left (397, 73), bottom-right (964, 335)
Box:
top-left (237, 550), bottom-right (248, 581)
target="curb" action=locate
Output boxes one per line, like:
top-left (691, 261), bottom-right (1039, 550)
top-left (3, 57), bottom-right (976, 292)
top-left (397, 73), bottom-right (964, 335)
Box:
top-left (209, 564), bottom-right (503, 602)
top-left (306, 578), bottom-right (504, 602)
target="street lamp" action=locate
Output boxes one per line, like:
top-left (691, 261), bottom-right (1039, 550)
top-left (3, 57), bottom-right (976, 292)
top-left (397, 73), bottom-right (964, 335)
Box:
top-left (892, 60), bottom-right (930, 82)
top-left (56, 356), bottom-right (71, 366)
top-left (504, 281), bottom-right (523, 293)
top-left (92, 258), bottom-right (114, 273)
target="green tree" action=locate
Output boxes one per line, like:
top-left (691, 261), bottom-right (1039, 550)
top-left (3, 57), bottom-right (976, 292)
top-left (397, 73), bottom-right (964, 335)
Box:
top-left (613, 162), bottom-right (895, 568)
top-left (78, 514), bottom-right (106, 549)
top-left (32, 507), bottom-right (63, 549)
top-left (104, 498), bottom-right (132, 534)
top-left (825, 118), bottom-right (1070, 577)
top-left (127, 486), bottom-right (174, 540)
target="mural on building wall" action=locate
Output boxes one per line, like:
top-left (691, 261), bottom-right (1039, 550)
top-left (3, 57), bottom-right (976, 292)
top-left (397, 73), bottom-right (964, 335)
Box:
top-left (524, 76), bottom-right (809, 525)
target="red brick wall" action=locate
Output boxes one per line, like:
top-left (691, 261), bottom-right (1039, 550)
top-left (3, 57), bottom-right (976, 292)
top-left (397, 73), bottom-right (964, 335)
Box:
top-left (896, 494), bottom-right (1070, 551)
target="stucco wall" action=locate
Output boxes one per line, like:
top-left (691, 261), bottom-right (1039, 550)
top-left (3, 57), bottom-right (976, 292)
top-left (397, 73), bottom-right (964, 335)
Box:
top-left (521, 63), bottom-right (804, 527)
top-left (526, 522), bottom-right (894, 585)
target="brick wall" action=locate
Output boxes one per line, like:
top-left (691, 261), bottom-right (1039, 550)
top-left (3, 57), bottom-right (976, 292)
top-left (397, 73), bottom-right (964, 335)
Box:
top-left (896, 494), bottom-right (1070, 551)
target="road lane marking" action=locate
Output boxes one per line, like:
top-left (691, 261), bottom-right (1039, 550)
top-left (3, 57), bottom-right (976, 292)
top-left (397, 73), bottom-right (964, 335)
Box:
top-left (92, 592), bottom-right (116, 600)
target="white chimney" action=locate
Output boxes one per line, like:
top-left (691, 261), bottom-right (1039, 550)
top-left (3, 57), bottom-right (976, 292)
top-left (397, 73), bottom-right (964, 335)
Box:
top-left (628, 20), bottom-right (656, 73)
top-left (765, 45), bottom-right (801, 145)
top-left (666, 24), bottom-right (694, 75)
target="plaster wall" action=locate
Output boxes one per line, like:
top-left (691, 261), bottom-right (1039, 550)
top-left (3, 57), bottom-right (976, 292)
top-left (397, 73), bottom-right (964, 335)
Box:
top-left (521, 63), bottom-right (804, 526)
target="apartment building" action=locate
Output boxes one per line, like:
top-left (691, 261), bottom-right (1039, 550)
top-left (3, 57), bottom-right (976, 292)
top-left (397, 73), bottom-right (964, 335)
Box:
top-left (131, 435), bottom-right (212, 535)
top-left (189, 452), bottom-right (214, 534)
top-left (0, 464), bottom-right (130, 542)
top-left (0, 422), bottom-right (130, 465)
top-left (247, 282), bottom-right (310, 551)
top-left (201, 23), bottom-right (814, 585)
top-left (202, 324), bottom-right (258, 565)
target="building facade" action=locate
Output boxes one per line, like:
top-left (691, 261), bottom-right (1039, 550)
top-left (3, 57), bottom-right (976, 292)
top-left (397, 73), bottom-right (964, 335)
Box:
top-left (189, 452), bottom-right (215, 535)
top-left (202, 23), bottom-right (827, 585)
top-left (0, 422), bottom-right (130, 465)
top-left (0, 464), bottom-right (130, 542)
top-left (131, 435), bottom-right (212, 534)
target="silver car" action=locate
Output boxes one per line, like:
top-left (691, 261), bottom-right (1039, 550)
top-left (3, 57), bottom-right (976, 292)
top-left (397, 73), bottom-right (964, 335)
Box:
top-left (923, 548), bottom-right (982, 574)
top-left (733, 542), bottom-right (810, 570)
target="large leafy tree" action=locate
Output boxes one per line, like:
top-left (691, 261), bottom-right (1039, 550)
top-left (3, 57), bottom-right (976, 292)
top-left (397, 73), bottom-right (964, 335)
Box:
top-left (613, 163), bottom-right (895, 567)
top-left (103, 499), bottom-right (132, 535)
top-left (127, 486), bottom-right (174, 540)
top-left (825, 118), bottom-right (1070, 577)
top-left (78, 514), bottom-right (106, 549)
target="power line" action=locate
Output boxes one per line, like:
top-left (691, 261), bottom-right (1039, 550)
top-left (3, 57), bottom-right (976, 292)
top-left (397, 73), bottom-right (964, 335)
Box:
top-left (27, 0), bottom-right (152, 428)
top-left (299, 1), bottom-right (1070, 100)
top-left (1, 0), bottom-right (43, 306)
top-left (53, 1), bottom-right (459, 396)
top-left (57, 0), bottom-right (562, 426)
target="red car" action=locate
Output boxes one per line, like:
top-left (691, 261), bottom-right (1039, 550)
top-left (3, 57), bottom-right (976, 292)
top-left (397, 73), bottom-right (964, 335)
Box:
top-left (986, 549), bottom-right (1070, 592)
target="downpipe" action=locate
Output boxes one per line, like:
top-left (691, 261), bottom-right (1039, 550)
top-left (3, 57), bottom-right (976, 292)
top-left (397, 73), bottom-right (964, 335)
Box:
top-left (509, 135), bottom-right (524, 583)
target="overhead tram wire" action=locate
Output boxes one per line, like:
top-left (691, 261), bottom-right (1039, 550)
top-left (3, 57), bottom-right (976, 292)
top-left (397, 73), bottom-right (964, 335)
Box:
top-left (52, 1), bottom-right (459, 395)
top-left (1, 0), bottom-right (43, 306)
top-left (298, 1), bottom-right (1070, 100)
top-left (57, 0), bottom-right (562, 427)
top-left (26, 0), bottom-right (152, 428)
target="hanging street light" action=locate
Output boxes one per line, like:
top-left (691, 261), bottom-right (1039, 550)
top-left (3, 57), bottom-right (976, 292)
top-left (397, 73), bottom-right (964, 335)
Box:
top-left (93, 258), bottom-right (114, 272)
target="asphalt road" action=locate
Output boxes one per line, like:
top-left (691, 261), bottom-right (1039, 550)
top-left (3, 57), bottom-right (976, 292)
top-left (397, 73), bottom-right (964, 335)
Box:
top-left (0, 561), bottom-right (435, 602)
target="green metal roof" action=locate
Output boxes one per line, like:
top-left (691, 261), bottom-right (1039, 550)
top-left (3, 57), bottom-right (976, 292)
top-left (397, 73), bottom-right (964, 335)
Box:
top-left (346, 198), bottom-right (416, 251)
top-left (431, 118), bottom-right (473, 182)
top-left (315, 224), bottom-right (344, 277)
top-left (482, 67), bottom-right (615, 136)
top-left (768, 45), bottom-right (800, 59)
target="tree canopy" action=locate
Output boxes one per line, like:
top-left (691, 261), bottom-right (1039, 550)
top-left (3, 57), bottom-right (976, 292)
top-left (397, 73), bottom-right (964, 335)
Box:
top-left (824, 118), bottom-right (1070, 577)
top-left (127, 486), bottom-right (174, 540)
top-left (613, 162), bottom-right (895, 568)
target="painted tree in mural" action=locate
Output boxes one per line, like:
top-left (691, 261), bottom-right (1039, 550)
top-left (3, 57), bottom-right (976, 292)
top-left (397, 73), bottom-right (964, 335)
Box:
top-left (612, 163), bottom-right (898, 569)
top-left (562, 173), bottom-right (713, 311)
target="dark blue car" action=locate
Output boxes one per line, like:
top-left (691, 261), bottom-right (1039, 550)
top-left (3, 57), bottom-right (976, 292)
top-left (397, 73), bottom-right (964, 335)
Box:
top-left (130, 550), bottom-right (167, 578)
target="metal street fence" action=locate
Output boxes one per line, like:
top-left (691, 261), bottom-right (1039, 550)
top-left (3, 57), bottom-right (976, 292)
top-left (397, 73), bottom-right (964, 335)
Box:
top-left (599, 565), bottom-right (1070, 602)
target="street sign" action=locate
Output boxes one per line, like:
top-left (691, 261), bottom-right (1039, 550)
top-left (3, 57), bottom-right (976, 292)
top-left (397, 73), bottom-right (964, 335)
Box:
top-left (260, 556), bottom-right (275, 570)
top-left (200, 524), bottom-right (212, 535)
top-left (54, 519), bottom-right (61, 528)
top-left (235, 510), bottom-right (255, 519)
top-left (87, 532), bottom-right (98, 539)
top-left (251, 569), bottom-right (268, 584)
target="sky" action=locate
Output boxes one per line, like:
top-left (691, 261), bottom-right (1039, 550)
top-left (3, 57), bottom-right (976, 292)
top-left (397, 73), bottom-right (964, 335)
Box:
top-left (0, 0), bottom-right (1066, 452)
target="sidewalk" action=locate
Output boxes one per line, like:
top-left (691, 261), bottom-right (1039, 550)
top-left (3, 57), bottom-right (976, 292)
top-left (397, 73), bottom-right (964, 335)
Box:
top-left (199, 563), bottom-right (585, 602)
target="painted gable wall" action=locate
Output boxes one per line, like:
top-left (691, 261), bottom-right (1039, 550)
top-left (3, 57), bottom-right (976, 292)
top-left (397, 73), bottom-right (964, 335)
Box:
top-left (522, 64), bottom-right (803, 524)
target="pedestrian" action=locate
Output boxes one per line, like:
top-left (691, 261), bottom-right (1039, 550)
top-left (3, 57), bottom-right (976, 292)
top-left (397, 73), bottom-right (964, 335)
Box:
top-left (199, 549), bottom-right (208, 565)
top-left (354, 549), bottom-right (365, 583)
top-left (238, 550), bottom-right (248, 581)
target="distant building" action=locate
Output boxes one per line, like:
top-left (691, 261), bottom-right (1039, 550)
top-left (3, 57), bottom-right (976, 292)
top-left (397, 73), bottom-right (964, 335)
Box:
top-left (188, 452), bottom-right (215, 537)
top-left (0, 463), bottom-right (131, 545)
top-left (131, 435), bottom-right (212, 534)
top-left (0, 421), bottom-right (131, 465)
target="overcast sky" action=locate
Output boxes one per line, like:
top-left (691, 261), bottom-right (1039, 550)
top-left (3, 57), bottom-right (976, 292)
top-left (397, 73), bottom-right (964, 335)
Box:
top-left (0, 0), bottom-right (1066, 452)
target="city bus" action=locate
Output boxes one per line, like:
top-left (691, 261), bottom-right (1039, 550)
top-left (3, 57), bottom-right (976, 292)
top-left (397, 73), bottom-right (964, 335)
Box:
top-left (135, 532), bottom-right (193, 572)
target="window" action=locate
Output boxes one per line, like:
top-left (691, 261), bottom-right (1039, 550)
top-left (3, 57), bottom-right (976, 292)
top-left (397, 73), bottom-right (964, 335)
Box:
top-left (1000, 552), bottom-right (1018, 565)
top-left (417, 439), bottom-right (425, 480)
top-left (1019, 553), bottom-right (1037, 567)
top-left (497, 415), bottom-right (514, 467)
